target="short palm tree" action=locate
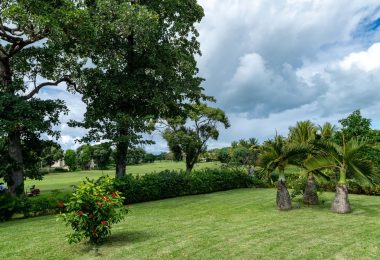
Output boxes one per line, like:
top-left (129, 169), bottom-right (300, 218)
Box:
top-left (289, 121), bottom-right (319, 204)
top-left (260, 135), bottom-right (311, 210)
top-left (305, 136), bottom-right (377, 213)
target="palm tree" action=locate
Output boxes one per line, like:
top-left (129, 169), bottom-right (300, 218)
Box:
top-left (317, 122), bottom-right (337, 141)
top-left (305, 136), bottom-right (377, 213)
top-left (288, 121), bottom-right (320, 205)
top-left (260, 135), bottom-right (311, 210)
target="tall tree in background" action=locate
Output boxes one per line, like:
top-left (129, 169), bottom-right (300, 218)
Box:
top-left (0, 1), bottom-right (90, 194)
top-left (163, 104), bottom-right (230, 173)
top-left (71, 0), bottom-right (207, 178)
top-left (338, 110), bottom-right (371, 141)
top-left (64, 149), bottom-right (77, 172)
top-left (92, 143), bottom-right (112, 170)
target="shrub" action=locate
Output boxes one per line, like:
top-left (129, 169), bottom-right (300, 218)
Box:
top-left (60, 177), bottom-right (128, 244)
top-left (114, 168), bottom-right (257, 204)
top-left (0, 193), bottom-right (18, 221)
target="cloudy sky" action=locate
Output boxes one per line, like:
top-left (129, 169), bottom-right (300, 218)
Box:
top-left (39, 0), bottom-right (380, 153)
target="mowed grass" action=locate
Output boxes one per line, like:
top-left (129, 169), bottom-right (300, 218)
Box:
top-left (2, 188), bottom-right (380, 259)
top-left (24, 161), bottom-right (220, 194)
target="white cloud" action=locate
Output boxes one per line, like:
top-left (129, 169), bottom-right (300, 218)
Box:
top-left (339, 43), bottom-right (380, 71)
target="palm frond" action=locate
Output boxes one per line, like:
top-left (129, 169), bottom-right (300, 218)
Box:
top-left (304, 155), bottom-right (338, 172)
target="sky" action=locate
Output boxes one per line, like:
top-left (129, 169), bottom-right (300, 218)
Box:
top-left (38, 0), bottom-right (380, 153)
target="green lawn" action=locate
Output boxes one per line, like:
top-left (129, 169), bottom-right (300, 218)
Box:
top-left (24, 161), bottom-right (220, 194)
top-left (2, 188), bottom-right (380, 259)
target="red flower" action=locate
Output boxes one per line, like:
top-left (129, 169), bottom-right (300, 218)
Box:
top-left (101, 220), bottom-right (108, 225)
top-left (57, 201), bottom-right (65, 208)
top-left (111, 193), bottom-right (117, 198)
top-left (78, 210), bottom-right (84, 216)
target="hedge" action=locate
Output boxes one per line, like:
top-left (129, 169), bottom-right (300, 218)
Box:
top-left (1, 168), bottom-right (258, 221)
top-left (113, 168), bottom-right (258, 204)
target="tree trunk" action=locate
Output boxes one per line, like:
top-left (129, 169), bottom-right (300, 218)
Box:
top-left (303, 175), bottom-right (319, 205)
top-left (185, 157), bottom-right (194, 173)
top-left (0, 57), bottom-right (12, 86)
top-left (115, 142), bottom-right (128, 178)
top-left (1, 58), bottom-right (24, 195)
top-left (247, 165), bottom-right (255, 176)
top-left (331, 184), bottom-right (351, 214)
top-left (276, 180), bottom-right (292, 210)
top-left (7, 131), bottom-right (25, 195)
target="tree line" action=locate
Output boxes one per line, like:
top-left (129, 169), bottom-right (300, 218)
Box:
top-left (192, 110), bottom-right (380, 214)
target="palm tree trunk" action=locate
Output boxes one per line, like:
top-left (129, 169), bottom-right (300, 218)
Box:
top-left (276, 170), bottom-right (292, 210)
top-left (303, 174), bottom-right (319, 205)
top-left (331, 168), bottom-right (351, 213)
top-left (331, 184), bottom-right (351, 213)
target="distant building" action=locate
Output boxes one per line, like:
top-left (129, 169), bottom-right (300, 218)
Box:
top-left (51, 159), bottom-right (69, 170)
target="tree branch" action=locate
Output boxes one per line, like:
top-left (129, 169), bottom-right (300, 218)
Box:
top-left (23, 76), bottom-right (76, 100)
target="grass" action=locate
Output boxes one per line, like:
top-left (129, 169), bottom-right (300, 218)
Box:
top-left (24, 161), bottom-right (220, 194)
top-left (2, 188), bottom-right (380, 259)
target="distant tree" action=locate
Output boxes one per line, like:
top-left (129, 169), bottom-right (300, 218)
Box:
top-left (41, 143), bottom-right (64, 168)
top-left (91, 143), bottom-right (112, 170)
top-left (317, 122), bottom-right (337, 141)
top-left (163, 104), bottom-right (230, 173)
top-left (77, 145), bottom-right (92, 170)
top-left (143, 153), bottom-right (156, 163)
top-left (216, 147), bottom-right (231, 164)
top-left (64, 150), bottom-right (77, 172)
top-left (126, 148), bottom-right (146, 165)
top-left (338, 110), bottom-right (371, 141)
top-left (230, 138), bottom-right (260, 175)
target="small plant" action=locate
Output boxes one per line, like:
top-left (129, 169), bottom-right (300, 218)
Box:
top-left (60, 176), bottom-right (128, 244)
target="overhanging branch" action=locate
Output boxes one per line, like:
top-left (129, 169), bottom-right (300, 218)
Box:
top-left (23, 76), bottom-right (76, 100)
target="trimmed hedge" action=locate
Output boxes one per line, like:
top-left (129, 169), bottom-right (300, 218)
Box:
top-left (1, 168), bottom-right (257, 221)
top-left (0, 192), bottom-right (70, 221)
top-left (114, 168), bottom-right (258, 204)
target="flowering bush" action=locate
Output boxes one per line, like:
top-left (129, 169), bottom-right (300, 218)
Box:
top-left (60, 176), bottom-right (128, 244)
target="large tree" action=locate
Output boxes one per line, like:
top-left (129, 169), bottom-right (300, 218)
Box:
top-left (70, 0), bottom-right (206, 178)
top-left (163, 104), bottom-right (230, 173)
top-left (0, 0), bottom-right (90, 195)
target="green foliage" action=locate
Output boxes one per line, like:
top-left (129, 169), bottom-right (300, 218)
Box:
top-left (114, 168), bottom-right (256, 204)
top-left (91, 143), bottom-right (112, 169)
top-left (126, 147), bottom-right (146, 165)
top-left (41, 142), bottom-right (63, 167)
top-left (64, 150), bottom-right (77, 172)
top-left (163, 104), bottom-right (230, 172)
top-left (69, 0), bottom-right (207, 178)
top-left (0, 0), bottom-right (93, 194)
top-left (60, 177), bottom-right (128, 244)
top-left (77, 144), bottom-right (92, 170)
top-left (0, 193), bottom-right (18, 221)
top-left (305, 137), bottom-right (378, 186)
top-left (216, 147), bottom-right (231, 163)
top-left (338, 110), bottom-right (371, 141)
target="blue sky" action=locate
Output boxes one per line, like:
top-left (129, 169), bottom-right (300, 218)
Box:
top-left (39, 0), bottom-right (380, 152)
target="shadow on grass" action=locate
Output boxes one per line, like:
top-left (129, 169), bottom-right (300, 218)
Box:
top-left (104, 230), bottom-right (155, 247)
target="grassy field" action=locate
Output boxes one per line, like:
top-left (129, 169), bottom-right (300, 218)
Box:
top-left (24, 161), bottom-right (220, 194)
top-left (1, 188), bottom-right (380, 259)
